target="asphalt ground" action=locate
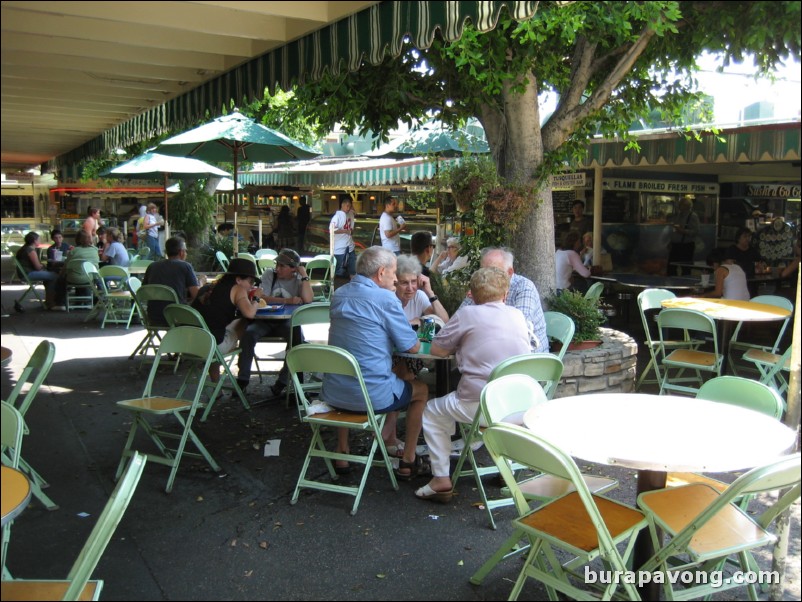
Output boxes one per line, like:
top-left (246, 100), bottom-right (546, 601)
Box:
top-left (1, 280), bottom-right (799, 601)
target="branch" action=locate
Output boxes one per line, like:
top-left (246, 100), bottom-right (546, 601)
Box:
top-left (542, 25), bottom-right (657, 152)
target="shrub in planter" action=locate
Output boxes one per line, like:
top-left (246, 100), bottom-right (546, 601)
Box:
top-left (546, 290), bottom-right (605, 344)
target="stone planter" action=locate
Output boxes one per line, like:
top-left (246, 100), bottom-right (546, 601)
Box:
top-left (554, 327), bottom-right (638, 397)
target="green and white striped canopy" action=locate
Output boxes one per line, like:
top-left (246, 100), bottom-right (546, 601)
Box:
top-left (49, 1), bottom-right (539, 170)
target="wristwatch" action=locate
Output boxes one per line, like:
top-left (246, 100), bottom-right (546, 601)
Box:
top-left (300, 276), bottom-right (310, 281)
top-left (428, 295), bottom-right (439, 303)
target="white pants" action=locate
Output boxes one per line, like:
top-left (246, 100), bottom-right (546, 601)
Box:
top-left (422, 391), bottom-right (479, 477)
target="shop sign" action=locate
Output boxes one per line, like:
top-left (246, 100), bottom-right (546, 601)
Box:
top-left (551, 172), bottom-right (586, 189)
top-left (746, 183), bottom-right (801, 198)
top-left (603, 178), bottom-right (718, 194)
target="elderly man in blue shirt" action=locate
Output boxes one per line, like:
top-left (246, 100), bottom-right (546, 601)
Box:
top-left (459, 247), bottom-right (548, 353)
top-left (322, 246), bottom-right (430, 480)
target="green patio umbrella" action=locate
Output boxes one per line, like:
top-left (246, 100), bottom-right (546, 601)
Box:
top-left (156, 112), bottom-right (319, 206)
top-left (102, 152), bottom-right (229, 223)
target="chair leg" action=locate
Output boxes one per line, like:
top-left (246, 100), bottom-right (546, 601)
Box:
top-left (469, 529), bottom-right (529, 585)
top-left (17, 457), bottom-right (58, 510)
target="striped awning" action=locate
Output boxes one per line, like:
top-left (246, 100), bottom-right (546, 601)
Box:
top-left (49, 1), bottom-right (539, 171)
top-left (580, 123), bottom-right (801, 169)
top-left (241, 156), bottom-right (452, 188)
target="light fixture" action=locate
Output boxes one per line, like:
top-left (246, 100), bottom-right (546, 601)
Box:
top-left (330, 195), bottom-right (337, 200)
top-left (292, 195), bottom-right (299, 201)
top-left (369, 195), bottom-right (375, 201)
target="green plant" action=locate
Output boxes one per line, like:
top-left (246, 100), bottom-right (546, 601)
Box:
top-left (546, 290), bottom-right (605, 343)
top-left (194, 231), bottom-right (235, 272)
top-left (428, 271), bottom-right (469, 317)
top-left (169, 180), bottom-right (217, 248)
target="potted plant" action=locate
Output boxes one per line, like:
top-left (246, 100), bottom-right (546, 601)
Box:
top-left (546, 290), bottom-right (605, 350)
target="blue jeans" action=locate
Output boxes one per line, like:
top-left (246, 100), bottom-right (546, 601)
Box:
top-left (238, 320), bottom-right (294, 383)
top-left (144, 235), bottom-right (162, 258)
top-left (334, 249), bottom-right (356, 277)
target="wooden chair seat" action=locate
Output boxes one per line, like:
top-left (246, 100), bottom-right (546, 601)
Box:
top-left (117, 396), bottom-right (192, 413)
top-left (664, 348), bottom-right (717, 366)
top-left (1, 580), bottom-right (101, 601)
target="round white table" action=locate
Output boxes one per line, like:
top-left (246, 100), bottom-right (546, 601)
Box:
top-left (523, 393), bottom-right (796, 598)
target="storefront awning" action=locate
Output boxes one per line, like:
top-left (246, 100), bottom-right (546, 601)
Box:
top-left (48, 1), bottom-right (540, 171)
top-left (581, 123), bottom-right (801, 169)
top-left (241, 156), bottom-right (454, 188)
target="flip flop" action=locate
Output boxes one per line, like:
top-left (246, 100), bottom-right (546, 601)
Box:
top-left (414, 483), bottom-right (453, 503)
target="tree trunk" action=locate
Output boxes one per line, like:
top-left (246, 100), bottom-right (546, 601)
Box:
top-left (485, 72), bottom-right (557, 298)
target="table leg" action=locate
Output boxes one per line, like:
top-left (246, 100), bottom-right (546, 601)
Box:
top-left (635, 469), bottom-right (666, 600)
top-left (718, 320), bottom-right (735, 375)
top-left (434, 358), bottom-right (451, 397)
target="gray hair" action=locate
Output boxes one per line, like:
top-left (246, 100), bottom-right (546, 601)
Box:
top-left (481, 247), bottom-right (514, 271)
top-left (446, 237), bottom-right (461, 249)
top-left (395, 254), bottom-right (421, 278)
top-left (356, 246), bottom-right (396, 277)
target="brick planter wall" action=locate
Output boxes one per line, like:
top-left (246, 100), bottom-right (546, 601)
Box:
top-left (555, 327), bottom-right (638, 397)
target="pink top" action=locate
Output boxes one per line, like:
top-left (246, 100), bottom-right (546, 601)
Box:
top-left (555, 249), bottom-right (590, 289)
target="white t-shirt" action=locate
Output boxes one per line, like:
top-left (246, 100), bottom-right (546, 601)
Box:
top-left (400, 289), bottom-right (430, 322)
top-left (721, 263), bottom-right (750, 301)
top-left (379, 211), bottom-right (400, 252)
top-left (329, 210), bottom-right (355, 254)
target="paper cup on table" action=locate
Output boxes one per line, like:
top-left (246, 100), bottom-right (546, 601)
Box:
top-left (53, 250), bottom-right (63, 261)
top-left (700, 274), bottom-right (710, 287)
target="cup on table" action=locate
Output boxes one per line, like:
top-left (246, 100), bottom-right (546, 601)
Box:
top-left (700, 274), bottom-right (710, 287)
top-left (53, 250), bottom-right (63, 261)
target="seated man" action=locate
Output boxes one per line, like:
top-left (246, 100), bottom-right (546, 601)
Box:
top-left (460, 247), bottom-right (549, 353)
top-left (237, 248), bottom-right (313, 395)
top-left (410, 230), bottom-right (435, 276)
top-left (143, 237), bottom-right (199, 326)
top-left (321, 246), bottom-right (429, 479)
top-left (416, 267), bottom-right (531, 503)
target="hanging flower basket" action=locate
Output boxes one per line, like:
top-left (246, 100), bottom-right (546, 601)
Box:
top-left (484, 187), bottom-right (527, 226)
top-left (451, 176), bottom-right (483, 213)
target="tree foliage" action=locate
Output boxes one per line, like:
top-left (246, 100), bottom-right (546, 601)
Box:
top-left (289, 0), bottom-right (801, 293)
top-left (165, 180), bottom-right (216, 248)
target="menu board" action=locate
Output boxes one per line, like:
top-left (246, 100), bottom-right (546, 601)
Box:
top-left (601, 191), bottom-right (634, 222)
top-left (553, 190), bottom-right (576, 214)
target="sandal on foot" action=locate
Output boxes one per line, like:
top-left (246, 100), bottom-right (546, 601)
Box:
top-left (385, 442), bottom-right (405, 457)
top-left (415, 483), bottom-right (453, 503)
top-left (394, 455), bottom-right (431, 481)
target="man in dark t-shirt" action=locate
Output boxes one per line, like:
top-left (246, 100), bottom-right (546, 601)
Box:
top-left (296, 197), bottom-right (312, 252)
top-left (142, 237), bottom-right (199, 325)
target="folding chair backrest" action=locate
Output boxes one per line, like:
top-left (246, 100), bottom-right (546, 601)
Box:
top-left (163, 303), bottom-right (208, 330)
top-left (99, 264), bottom-right (129, 283)
top-left (696, 376), bottom-right (784, 420)
top-left (127, 276), bottom-right (142, 296)
top-left (215, 251), bottom-right (230, 271)
top-left (257, 257), bottom-right (276, 272)
top-left (305, 258), bottom-right (333, 279)
top-left (483, 424), bottom-right (597, 518)
top-left (745, 294), bottom-right (793, 352)
top-left (489, 353), bottom-right (564, 399)
top-left (289, 302), bottom-right (331, 326)
top-left (544, 311), bottom-right (575, 361)
top-left (658, 308), bottom-right (716, 338)
top-left (141, 327), bottom-right (216, 398)
top-left (83, 261), bottom-right (107, 295)
top-left (1, 401), bottom-right (24, 468)
top-left (12, 257), bottom-right (34, 284)
top-left (286, 344), bottom-right (372, 415)
top-left (5, 340), bottom-right (55, 418)
top-left (584, 281), bottom-right (604, 301)
top-left (62, 452), bottom-right (147, 601)
top-left (638, 288), bottom-right (676, 341)
top-left (255, 248), bottom-right (278, 259)
top-left (134, 284), bottom-right (179, 326)
top-left (480, 374), bottom-right (548, 428)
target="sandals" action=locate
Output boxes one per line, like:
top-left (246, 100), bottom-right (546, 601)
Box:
top-left (394, 454), bottom-right (431, 481)
top-left (414, 483), bottom-right (453, 503)
top-left (333, 462), bottom-right (352, 475)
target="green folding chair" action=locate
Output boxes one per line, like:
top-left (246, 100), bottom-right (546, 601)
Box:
top-left (472, 424), bottom-right (646, 601)
top-left (638, 454), bottom-right (801, 601)
top-left (743, 346), bottom-right (791, 397)
top-left (305, 258), bottom-right (334, 301)
top-left (255, 248), bottom-right (278, 259)
top-left (1, 452), bottom-right (147, 602)
top-left (215, 251), bottom-right (230, 271)
top-left (1, 340), bottom-right (58, 511)
top-left (98, 264), bottom-right (129, 291)
top-left (123, 277), bottom-right (143, 328)
top-left (583, 281), bottom-right (604, 302)
top-left (543, 311), bottom-right (575, 362)
top-left (1, 402), bottom-right (25, 579)
top-left (256, 257), bottom-right (276, 273)
top-left (666, 376), bottom-right (785, 504)
top-left (285, 344), bottom-right (398, 515)
top-left (283, 302), bottom-right (331, 416)
top-left (657, 308), bottom-right (722, 396)
top-left (115, 327), bottom-right (221, 493)
top-left (162, 303), bottom-right (250, 421)
top-left (12, 256), bottom-right (46, 306)
top-left (728, 295), bottom-right (793, 377)
top-left (84, 262), bottom-right (135, 329)
top-left (64, 259), bottom-right (95, 311)
top-left (128, 284), bottom-right (179, 366)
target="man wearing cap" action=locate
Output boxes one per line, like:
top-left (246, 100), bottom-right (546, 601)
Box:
top-left (237, 248), bottom-right (313, 395)
top-left (379, 196), bottom-right (406, 255)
